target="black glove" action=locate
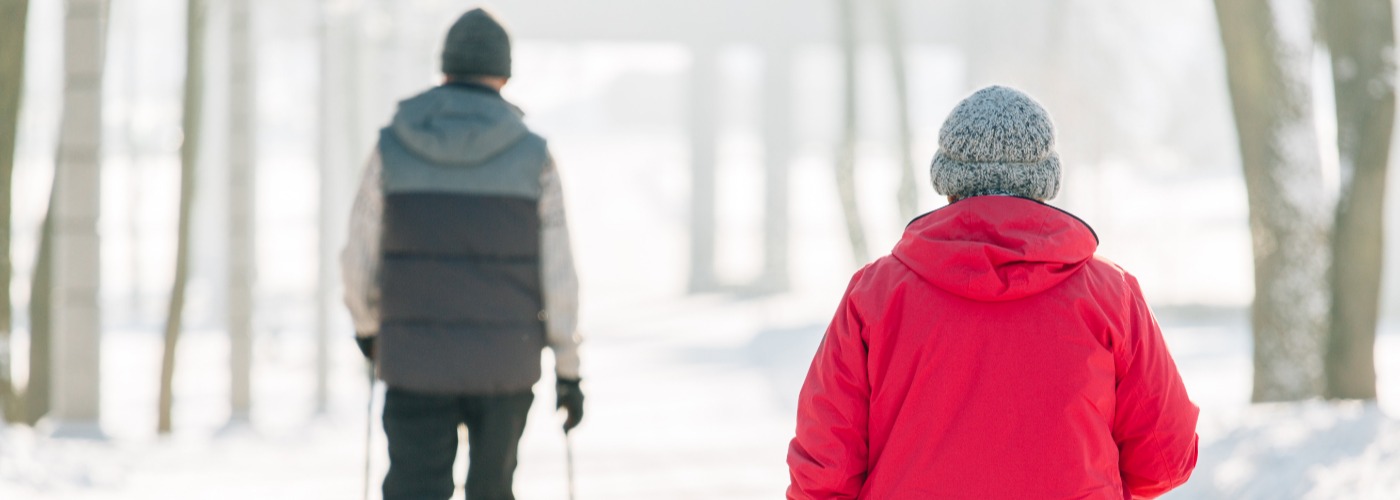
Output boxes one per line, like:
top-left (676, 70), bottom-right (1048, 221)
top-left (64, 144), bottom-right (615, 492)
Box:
top-left (556, 378), bottom-right (584, 432)
top-left (355, 336), bottom-right (376, 361)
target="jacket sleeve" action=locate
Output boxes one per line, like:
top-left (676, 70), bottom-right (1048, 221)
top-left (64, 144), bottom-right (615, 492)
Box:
top-left (1113, 275), bottom-right (1200, 498)
top-left (788, 271), bottom-right (870, 500)
top-left (340, 150), bottom-right (384, 340)
top-left (540, 154), bottom-right (582, 380)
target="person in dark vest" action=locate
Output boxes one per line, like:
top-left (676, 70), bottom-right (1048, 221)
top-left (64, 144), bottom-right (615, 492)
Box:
top-left (341, 8), bottom-right (583, 500)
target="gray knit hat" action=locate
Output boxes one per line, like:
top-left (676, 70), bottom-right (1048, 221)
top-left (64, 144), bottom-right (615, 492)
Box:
top-left (930, 86), bottom-right (1061, 200)
top-left (441, 8), bottom-right (512, 78)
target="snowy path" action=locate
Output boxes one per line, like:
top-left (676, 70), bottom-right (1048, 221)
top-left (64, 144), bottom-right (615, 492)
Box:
top-left (2, 298), bottom-right (1399, 499)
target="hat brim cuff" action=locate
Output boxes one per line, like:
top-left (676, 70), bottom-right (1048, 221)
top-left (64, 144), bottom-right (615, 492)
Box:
top-left (930, 152), bottom-right (1061, 201)
top-left (442, 56), bottom-right (512, 78)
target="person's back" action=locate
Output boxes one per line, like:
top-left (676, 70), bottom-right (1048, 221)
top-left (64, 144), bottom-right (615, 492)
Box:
top-left (788, 86), bottom-right (1199, 499)
top-left (342, 8), bottom-right (584, 500)
top-left (374, 74), bottom-right (552, 394)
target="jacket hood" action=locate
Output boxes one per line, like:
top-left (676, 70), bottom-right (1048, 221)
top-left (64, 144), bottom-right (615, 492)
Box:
top-left (387, 85), bottom-right (529, 167)
top-left (892, 196), bottom-right (1097, 302)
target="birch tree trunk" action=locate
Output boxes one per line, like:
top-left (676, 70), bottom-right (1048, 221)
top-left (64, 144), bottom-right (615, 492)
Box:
top-left (687, 43), bottom-right (719, 292)
top-left (1215, 0), bottom-right (1331, 402)
top-left (48, 0), bottom-right (108, 436)
top-left (0, 0), bottom-right (29, 423)
top-left (316, 0), bottom-right (335, 415)
top-left (760, 46), bottom-right (792, 292)
top-left (877, 0), bottom-right (919, 221)
top-left (121, 0), bottom-right (144, 322)
top-left (227, 0), bottom-right (255, 423)
top-left (316, 0), bottom-right (364, 412)
top-left (835, 0), bottom-right (869, 264)
top-left (1318, 0), bottom-right (1395, 400)
top-left (159, 0), bottom-right (207, 434)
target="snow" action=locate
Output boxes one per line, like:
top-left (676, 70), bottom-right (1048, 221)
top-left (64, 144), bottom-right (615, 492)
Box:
top-left (1168, 402), bottom-right (1400, 500)
top-left (3, 299), bottom-right (1400, 499)
top-left (4, 1), bottom-right (1400, 498)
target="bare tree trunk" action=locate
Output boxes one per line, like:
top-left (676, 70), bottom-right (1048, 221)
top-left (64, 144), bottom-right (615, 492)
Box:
top-left (1318, 0), bottom-right (1395, 400)
top-left (159, 0), bottom-right (206, 434)
top-left (877, 0), bottom-right (919, 221)
top-left (227, 0), bottom-right (255, 424)
top-left (835, 0), bottom-right (869, 264)
top-left (687, 43), bottom-right (719, 292)
top-left (23, 201), bottom-right (51, 425)
top-left (760, 46), bottom-right (792, 292)
top-left (316, 0), bottom-right (364, 413)
top-left (40, 0), bottom-right (110, 437)
top-left (316, 0), bottom-right (336, 416)
top-left (1215, 0), bottom-right (1330, 402)
top-left (46, 0), bottom-right (108, 438)
top-left (121, 0), bottom-right (144, 323)
top-left (0, 0), bottom-right (29, 423)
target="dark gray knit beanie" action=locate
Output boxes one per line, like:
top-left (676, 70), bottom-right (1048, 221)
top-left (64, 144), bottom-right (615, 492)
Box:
top-left (441, 8), bottom-right (512, 78)
top-left (930, 86), bottom-right (1061, 200)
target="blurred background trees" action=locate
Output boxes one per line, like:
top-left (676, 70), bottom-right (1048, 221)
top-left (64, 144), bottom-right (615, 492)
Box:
top-left (1214, 0), bottom-right (1395, 402)
top-left (48, 0), bottom-right (107, 436)
top-left (833, 0), bottom-right (870, 266)
top-left (1214, 0), bottom-right (1332, 402)
top-left (1318, 0), bottom-right (1396, 401)
top-left (0, 0), bottom-right (29, 424)
top-left (0, 0), bottom-right (1394, 436)
top-left (226, 0), bottom-right (255, 428)
top-left (157, 0), bottom-right (205, 435)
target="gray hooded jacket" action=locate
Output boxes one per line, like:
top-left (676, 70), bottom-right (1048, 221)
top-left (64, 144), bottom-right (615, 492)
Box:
top-left (341, 83), bottom-right (580, 394)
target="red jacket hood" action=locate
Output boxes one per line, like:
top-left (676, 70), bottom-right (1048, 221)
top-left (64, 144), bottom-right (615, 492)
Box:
top-left (892, 196), bottom-right (1098, 302)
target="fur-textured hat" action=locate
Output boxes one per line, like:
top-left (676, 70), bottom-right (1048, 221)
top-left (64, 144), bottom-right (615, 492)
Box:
top-left (442, 8), bottom-right (512, 78)
top-left (930, 86), bottom-right (1061, 200)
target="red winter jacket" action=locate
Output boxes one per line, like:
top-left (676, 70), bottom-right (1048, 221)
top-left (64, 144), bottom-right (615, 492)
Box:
top-left (787, 196), bottom-right (1199, 500)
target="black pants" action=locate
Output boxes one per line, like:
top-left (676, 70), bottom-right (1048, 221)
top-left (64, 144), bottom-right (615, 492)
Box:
top-left (382, 388), bottom-right (534, 500)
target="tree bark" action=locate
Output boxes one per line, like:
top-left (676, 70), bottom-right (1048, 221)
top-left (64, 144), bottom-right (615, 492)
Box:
top-left (687, 43), bottom-right (720, 292)
top-left (120, 0), bottom-right (144, 322)
top-left (227, 0), bottom-right (255, 423)
top-left (877, 0), bottom-right (919, 221)
top-left (760, 46), bottom-right (792, 292)
top-left (0, 0), bottom-right (29, 423)
top-left (23, 202), bottom-right (50, 425)
top-left (1318, 0), bottom-right (1395, 400)
top-left (45, 0), bottom-right (108, 437)
top-left (316, 0), bottom-right (365, 414)
top-left (159, 0), bottom-right (206, 434)
top-left (1214, 0), bottom-right (1331, 402)
top-left (316, 0), bottom-right (335, 415)
top-left (835, 0), bottom-right (869, 264)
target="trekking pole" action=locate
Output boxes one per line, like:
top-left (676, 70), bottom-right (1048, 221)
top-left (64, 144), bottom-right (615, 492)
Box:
top-left (565, 428), bottom-right (577, 500)
top-left (363, 362), bottom-right (376, 500)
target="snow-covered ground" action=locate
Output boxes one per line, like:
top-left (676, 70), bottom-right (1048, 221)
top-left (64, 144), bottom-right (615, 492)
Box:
top-left (1, 297), bottom-right (1398, 500)
top-left (4, 103), bottom-right (1400, 500)
top-left (5, 2), bottom-right (1400, 498)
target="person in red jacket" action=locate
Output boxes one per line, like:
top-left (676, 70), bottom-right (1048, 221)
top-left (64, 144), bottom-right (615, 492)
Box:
top-left (787, 86), bottom-right (1199, 499)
